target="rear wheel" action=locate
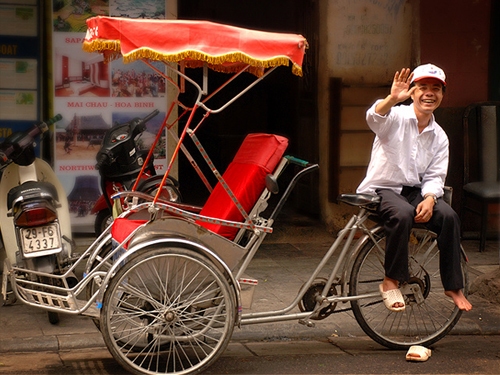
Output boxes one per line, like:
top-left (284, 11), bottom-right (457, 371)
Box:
top-left (350, 227), bottom-right (467, 349)
top-left (48, 311), bottom-right (59, 324)
top-left (40, 275), bottom-right (60, 324)
top-left (101, 246), bottom-right (236, 375)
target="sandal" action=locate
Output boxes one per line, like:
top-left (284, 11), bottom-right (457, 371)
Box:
top-left (406, 345), bottom-right (431, 362)
top-left (379, 284), bottom-right (405, 312)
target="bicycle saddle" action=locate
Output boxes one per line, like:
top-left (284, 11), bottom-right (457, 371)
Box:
top-left (338, 194), bottom-right (380, 208)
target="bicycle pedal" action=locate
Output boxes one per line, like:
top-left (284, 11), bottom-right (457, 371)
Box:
top-left (298, 319), bottom-right (315, 328)
top-left (401, 283), bottom-right (425, 304)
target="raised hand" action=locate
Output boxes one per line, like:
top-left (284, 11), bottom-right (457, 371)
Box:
top-left (389, 68), bottom-right (416, 103)
top-left (375, 67), bottom-right (416, 116)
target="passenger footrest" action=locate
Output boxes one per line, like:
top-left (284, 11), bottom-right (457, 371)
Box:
top-left (238, 277), bottom-right (258, 309)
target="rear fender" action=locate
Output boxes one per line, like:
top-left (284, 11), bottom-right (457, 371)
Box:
top-left (96, 236), bottom-right (242, 324)
top-left (0, 160), bottom-right (72, 264)
top-left (136, 174), bottom-right (179, 192)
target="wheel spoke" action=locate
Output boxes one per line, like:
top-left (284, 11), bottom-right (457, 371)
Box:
top-left (350, 228), bottom-right (465, 349)
top-left (101, 247), bottom-right (235, 375)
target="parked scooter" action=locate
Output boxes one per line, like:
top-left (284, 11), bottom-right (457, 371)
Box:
top-left (0, 115), bottom-right (74, 324)
top-left (91, 109), bottom-right (181, 235)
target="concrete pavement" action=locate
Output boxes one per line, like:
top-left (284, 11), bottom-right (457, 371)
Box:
top-left (0, 214), bottom-right (498, 355)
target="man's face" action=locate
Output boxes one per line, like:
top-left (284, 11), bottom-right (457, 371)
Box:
top-left (411, 78), bottom-right (444, 114)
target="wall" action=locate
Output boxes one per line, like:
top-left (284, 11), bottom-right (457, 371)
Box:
top-left (166, 0), bottom-right (179, 178)
top-left (420, 0), bottom-right (491, 227)
top-left (420, 0), bottom-right (490, 108)
top-left (318, 0), bottom-right (418, 230)
top-left (318, 0), bottom-right (492, 232)
top-left (326, 0), bottom-right (417, 85)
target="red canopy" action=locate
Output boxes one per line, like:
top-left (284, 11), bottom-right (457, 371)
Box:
top-left (83, 16), bottom-right (308, 77)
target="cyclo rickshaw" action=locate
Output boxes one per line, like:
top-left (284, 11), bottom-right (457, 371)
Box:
top-left (3, 16), bottom-right (467, 375)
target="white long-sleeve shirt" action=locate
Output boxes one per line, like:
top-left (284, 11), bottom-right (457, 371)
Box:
top-left (356, 100), bottom-right (448, 198)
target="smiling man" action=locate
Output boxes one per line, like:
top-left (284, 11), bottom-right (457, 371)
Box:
top-left (357, 64), bottom-right (472, 312)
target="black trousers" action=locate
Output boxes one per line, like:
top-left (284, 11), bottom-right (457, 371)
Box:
top-left (376, 187), bottom-right (464, 291)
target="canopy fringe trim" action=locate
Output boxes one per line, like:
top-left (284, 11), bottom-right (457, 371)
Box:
top-left (83, 40), bottom-right (303, 76)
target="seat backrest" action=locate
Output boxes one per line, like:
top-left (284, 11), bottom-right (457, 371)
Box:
top-left (463, 102), bottom-right (500, 184)
top-left (197, 133), bottom-right (288, 240)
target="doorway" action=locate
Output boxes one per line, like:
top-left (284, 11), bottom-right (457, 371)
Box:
top-left (177, 0), bottom-right (319, 214)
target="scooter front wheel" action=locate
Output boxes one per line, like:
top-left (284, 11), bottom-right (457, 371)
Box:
top-left (94, 208), bottom-right (113, 236)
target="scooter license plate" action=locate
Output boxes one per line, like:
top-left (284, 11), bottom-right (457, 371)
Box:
top-left (20, 224), bottom-right (61, 254)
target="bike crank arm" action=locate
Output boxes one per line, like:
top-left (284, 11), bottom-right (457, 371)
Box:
top-left (299, 291), bottom-right (381, 327)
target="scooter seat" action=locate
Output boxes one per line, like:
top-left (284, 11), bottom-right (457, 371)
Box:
top-left (7, 180), bottom-right (59, 210)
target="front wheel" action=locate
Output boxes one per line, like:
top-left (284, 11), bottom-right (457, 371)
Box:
top-left (101, 246), bottom-right (236, 375)
top-left (94, 208), bottom-right (113, 236)
top-left (349, 227), bottom-right (467, 349)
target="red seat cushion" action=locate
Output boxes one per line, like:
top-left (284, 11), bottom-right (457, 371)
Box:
top-left (111, 133), bottom-right (288, 244)
top-left (111, 218), bottom-right (147, 248)
top-left (197, 133), bottom-right (288, 239)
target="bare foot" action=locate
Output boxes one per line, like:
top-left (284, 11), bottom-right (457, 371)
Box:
top-left (382, 277), bottom-right (404, 309)
top-left (445, 290), bottom-right (472, 311)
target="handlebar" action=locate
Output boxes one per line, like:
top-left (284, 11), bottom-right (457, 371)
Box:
top-left (0, 114), bottom-right (62, 165)
top-left (141, 109), bottom-right (159, 125)
top-left (95, 109), bottom-right (160, 169)
top-left (285, 155), bottom-right (313, 167)
top-left (130, 109), bottom-right (159, 138)
top-left (96, 151), bottom-right (111, 167)
top-left (45, 114), bottom-right (63, 126)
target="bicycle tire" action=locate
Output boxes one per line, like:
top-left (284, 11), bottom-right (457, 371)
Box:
top-left (94, 208), bottom-right (113, 236)
top-left (350, 227), bottom-right (467, 350)
top-left (47, 311), bottom-right (59, 324)
top-left (101, 246), bottom-right (236, 375)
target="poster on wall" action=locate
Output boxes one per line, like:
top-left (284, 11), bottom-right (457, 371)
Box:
top-left (51, 0), bottom-right (168, 233)
top-left (0, 1), bottom-right (38, 36)
top-left (0, 0), bottom-right (40, 141)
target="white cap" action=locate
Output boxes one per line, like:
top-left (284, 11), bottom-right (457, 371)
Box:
top-left (411, 63), bottom-right (446, 86)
